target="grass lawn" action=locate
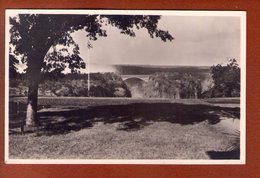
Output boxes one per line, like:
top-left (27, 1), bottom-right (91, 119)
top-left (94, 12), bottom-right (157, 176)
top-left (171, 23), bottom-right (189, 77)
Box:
top-left (8, 98), bottom-right (240, 160)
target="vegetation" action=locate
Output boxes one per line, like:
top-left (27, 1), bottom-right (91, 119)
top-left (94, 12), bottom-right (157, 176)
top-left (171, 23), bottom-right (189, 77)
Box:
top-left (9, 14), bottom-right (173, 127)
top-left (142, 72), bottom-right (202, 99)
top-left (125, 59), bottom-right (240, 99)
top-left (204, 58), bottom-right (240, 98)
top-left (10, 59), bottom-right (240, 100)
top-left (10, 73), bottom-right (131, 97)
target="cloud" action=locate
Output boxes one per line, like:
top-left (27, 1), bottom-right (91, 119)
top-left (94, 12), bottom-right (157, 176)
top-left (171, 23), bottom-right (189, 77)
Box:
top-left (72, 15), bottom-right (241, 67)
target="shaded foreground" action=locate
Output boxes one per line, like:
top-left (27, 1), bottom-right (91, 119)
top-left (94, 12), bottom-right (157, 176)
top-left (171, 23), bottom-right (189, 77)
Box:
top-left (9, 98), bottom-right (240, 160)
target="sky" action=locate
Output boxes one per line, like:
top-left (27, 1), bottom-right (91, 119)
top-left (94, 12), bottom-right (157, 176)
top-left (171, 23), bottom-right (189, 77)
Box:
top-left (13, 14), bottom-right (241, 73)
top-left (71, 15), bottom-right (241, 69)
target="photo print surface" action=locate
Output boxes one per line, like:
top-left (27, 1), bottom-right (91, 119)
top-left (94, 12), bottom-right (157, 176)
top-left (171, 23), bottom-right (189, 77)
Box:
top-left (5, 10), bottom-right (246, 164)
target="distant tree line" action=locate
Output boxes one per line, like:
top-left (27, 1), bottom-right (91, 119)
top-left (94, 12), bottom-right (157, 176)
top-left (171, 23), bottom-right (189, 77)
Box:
top-left (10, 58), bottom-right (240, 99)
top-left (10, 72), bottom-right (131, 98)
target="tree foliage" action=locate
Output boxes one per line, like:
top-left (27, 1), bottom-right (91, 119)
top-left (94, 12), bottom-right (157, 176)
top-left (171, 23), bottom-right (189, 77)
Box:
top-left (143, 72), bottom-right (202, 99)
top-left (9, 14), bottom-right (174, 74)
top-left (143, 72), bottom-right (176, 98)
top-left (179, 73), bottom-right (202, 99)
top-left (210, 58), bottom-right (240, 97)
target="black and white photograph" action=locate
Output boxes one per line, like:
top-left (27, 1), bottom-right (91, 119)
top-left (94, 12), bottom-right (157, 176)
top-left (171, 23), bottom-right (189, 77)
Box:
top-left (5, 10), bottom-right (246, 164)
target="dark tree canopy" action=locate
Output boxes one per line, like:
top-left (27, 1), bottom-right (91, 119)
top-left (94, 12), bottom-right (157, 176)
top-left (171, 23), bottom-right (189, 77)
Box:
top-left (9, 14), bottom-right (174, 74)
top-left (210, 58), bottom-right (240, 97)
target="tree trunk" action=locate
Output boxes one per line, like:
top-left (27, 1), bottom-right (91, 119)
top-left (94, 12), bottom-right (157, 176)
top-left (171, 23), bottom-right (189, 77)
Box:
top-left (194, 88), bottom-right (198, 99)
top-left (26, 79), bottom-right (39, 127)
top-left (25, 49), bottom-right (48, 128)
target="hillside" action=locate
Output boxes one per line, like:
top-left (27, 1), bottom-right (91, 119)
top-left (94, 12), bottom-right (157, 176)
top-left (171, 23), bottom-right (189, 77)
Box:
top-left (114, 64), bottom-right (210, 75)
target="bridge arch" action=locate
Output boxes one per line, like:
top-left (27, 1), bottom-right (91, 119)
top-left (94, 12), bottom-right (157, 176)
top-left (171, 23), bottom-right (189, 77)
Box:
top-left (123, 77), bottom-right (147, 98)
top-left (121, 75), bottom-right (150, 83)
top-left (123, 77), bottom-right (147, 84)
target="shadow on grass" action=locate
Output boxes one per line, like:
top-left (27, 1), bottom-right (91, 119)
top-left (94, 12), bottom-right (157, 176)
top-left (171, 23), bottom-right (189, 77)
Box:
top-left (206, 149), bottom-right (240, 159)
top-left (9, 103), bottom-right (240, 136)
top-left (207, 127), bottom-right (240, 160)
